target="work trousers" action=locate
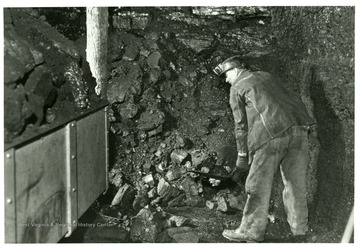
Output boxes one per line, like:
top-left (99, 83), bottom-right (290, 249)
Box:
top-left (238, 126), bottom-right (309, 241)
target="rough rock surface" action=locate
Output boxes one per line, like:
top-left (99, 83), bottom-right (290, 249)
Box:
top-left (166, 227), bottom-right (199, 243)
top-left (130, 206), bottom-right (165, 242)
top-left (111, 183), bottom-right (136, 207)
top-left (4, 8), bottom-right (101, 144)
top-left (271, 7), bottom-right (354, 242)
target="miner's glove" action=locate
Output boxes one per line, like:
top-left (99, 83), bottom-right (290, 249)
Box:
top-left (231, 154), bottom-right (250, 185)
top-left (236, 154), bottom-right (249, 172)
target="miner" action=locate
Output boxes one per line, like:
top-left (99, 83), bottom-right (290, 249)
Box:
top-left (213, 56), bottom-right (315, 242)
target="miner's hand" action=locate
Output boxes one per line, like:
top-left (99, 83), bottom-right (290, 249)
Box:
top-left (231, 155), bottom-right (250, 185)
top-left (236, 155), bottom-right (249, 172)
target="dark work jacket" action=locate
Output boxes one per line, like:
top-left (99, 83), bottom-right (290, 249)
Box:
top-left (229, 70), bottom-right (315, 154)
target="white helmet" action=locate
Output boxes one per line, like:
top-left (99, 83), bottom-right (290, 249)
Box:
top-left (213, 56), bottom-right (243, 76)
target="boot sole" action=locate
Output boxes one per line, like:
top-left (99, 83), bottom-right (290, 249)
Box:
top-left (222, 232), bottom-right (258, 243)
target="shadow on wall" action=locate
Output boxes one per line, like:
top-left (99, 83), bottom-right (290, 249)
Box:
top-left (309, 66), bottom-right (346, 232)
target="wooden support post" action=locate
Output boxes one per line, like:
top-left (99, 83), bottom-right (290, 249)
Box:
top-left (86, 7), bottom-right (108, 99)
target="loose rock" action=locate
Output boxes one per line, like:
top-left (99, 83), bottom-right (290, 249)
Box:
top-left (206, 200), bottom-right (217, 210)
top-left (130, 206), bottom-right (165, 242)
top-left (147, 51), bottom-right (162, 68)
top-left (170, 149), bottom-right (189, 165)
top-left (166, 227), bottom-right (199, 243)
top-left (168, 215), bottom-right (191, 227)
top-left (157, 178), bottom-right (181, 203)
top-left (123, 44), bottom-right (139, 61)
top-left (111, 183), bottom-right (136, 207)
top-left (216, 196), bottom-right (230, 212)
top-left (137, 109), bottom-right (165, 131)
top-left (228, 193), bottom-right (247, 211)
top-left (166, 168), bottom-right (182, 182)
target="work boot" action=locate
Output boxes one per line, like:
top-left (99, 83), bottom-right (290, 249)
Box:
top-left (291, 226), bottom-right (309, 236)
top-left (291, 231), bottom-right (314, 243)
top-left (222, 228), bottom-right (260, 243)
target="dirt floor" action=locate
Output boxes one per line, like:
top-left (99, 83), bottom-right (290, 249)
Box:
top-left (60, 194), bottom-right (318, 243)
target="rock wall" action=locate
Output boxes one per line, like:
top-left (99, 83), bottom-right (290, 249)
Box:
top-left (97, 7), bottom-right (275, 237)
top-left (271, 7), bottom-right (354, 242)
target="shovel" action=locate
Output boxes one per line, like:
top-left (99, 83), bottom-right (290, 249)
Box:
top-left (187, 169), bottom-right (233, 181)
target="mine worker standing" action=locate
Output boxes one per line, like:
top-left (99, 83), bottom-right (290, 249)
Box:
top-left (213, 56), bottom-right (315, 242)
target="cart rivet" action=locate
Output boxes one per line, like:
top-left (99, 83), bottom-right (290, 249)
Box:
top-left (6, 198), bottom-right (12, 204)
top-left (6, 154), bottom-right (11, 159)
top-left (71, 123), bottom-right (75, 127)
top-left (72, 188), bottom-right (77, 192)
top-left (71, 155), bottom-right (76, 159)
